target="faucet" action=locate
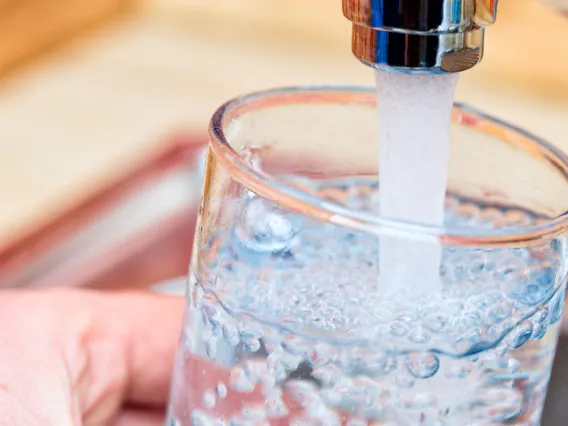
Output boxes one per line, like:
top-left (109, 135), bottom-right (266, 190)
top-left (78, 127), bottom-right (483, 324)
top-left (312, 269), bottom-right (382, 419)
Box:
top-left (342, 0), bottom-right (565, 74)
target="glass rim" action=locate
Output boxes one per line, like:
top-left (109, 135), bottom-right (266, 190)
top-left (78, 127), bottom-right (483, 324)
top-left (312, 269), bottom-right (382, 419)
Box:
top-left (209, 85), bottom-right (568, 247)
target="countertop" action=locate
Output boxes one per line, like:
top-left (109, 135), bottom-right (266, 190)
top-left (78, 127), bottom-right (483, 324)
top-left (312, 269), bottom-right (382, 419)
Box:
top-left (0, 0), bottom-right (567, 246)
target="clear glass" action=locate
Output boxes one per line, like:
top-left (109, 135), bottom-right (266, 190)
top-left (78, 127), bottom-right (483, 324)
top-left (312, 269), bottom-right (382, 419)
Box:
top-left (166, 86), bottom-right (568, 426)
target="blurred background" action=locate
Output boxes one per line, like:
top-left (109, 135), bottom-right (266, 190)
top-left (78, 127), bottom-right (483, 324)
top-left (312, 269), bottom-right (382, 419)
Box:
top-left (0, 0), bottom-right (567, 288)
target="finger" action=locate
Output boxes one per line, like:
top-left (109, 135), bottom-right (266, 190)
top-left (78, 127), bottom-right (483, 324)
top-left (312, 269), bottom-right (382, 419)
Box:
top-left (78, 290), bottom-right (184, 406)
top-left (0, 289), bottom-right (183, 426)
top-left (112, 409), bottom-right (165, 426)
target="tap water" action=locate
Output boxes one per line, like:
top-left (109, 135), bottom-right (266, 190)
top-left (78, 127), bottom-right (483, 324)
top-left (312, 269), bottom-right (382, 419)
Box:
top-left (376, 71), bottom-right (457, 297)
top-left (167, 180), bottom-right (564, 426)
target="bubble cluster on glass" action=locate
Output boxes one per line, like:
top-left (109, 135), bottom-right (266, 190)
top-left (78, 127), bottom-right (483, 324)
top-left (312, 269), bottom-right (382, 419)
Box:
top-left (175, 179), bottom-right (566, 425)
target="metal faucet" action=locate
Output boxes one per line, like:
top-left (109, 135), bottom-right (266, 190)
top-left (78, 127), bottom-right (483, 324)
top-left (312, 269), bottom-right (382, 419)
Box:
top-left (342, 0), bottom-right (565, 74)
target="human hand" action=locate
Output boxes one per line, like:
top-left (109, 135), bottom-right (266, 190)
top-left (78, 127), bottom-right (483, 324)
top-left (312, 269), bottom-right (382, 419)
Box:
top-left (0, 289), bottom-right (183, 426)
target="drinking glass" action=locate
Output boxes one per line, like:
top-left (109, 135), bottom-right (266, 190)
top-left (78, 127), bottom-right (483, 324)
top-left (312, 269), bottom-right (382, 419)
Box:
top-left (166, 86), bottom-right (568, 426)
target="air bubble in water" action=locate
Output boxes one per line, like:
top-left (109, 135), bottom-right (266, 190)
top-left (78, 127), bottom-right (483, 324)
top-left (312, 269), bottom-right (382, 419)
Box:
top-left (244, 359), bottom-right (269, 385)
top-left (244, 337), bottom-right (261, 352)
top-left (265, 389), bottom-right (289, 418)
top-left (203, 391), bottom-right (216, 409)
top-left (312, 364), bottom-right (343, 387)
top-left (222, 323), bottom-right (241, 346)
top-left (229, 367), bottom-right (255, 393)
top-left (346, 418), bottom-right (368, 426)
top-left (493, 342), bottom-right (508, 358)
top-left (389, 320), bottom-right (410, 337)
top-left (205, 338), bottom-right (217, 357)
top-left (241, 404), bottom-right (268, 422)
top-left (408, 326), bottom-right (431, 344)
top-left (234, 197), bottom-right (296, 252)
top-left (284, 380), bottom-right (321, 408)
top-left (486, 302), bottom-right (513, 324)
top-left (532, 323), bottom-right (547, 340)
top-left (548, 292), bottom-right (565, 325)
top-left (508, 323), bottom-right (533, 349)
top-left (216, 382), bottom-right (228, 399)
top-left (403, 392), bottom-right (437, 409)
top-left (535, 307), bottom-right (549, 324)
top-left (395, 370), bottom-right (416, 388)
top-left (424, 312), bottom-right (450, 333)
top-left (444, 364), bottom-right (471, 379)
top-left (405, 353), bottom-right (440, 379)
top-left (382, 356), bottom-right (398, 375)
top-left (191, 410), bottom-right (218, 426)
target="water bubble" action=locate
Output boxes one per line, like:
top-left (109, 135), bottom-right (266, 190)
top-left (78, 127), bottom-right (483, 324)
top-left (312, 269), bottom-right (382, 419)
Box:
top-left (493, 342), bottom-right (508, 358)
top-left (531, 323), bottom-right (547, 340)
top-left (266, 353), bottom-right (288, 383)
top-left (203, 303), bottom-right (226, 329)
top-left (548, 291), bottom-right (565, 325)
top-left (467, 294), bottom-right (496, 310)
top-left (306, 403), bottom-right (341, 425)
top-left (242, 404), bottom-right (268, 421)
top-left (507, 323), bottom-right (533, 349)
top-left (424, 312), bottom-right (450, 333)
top-left (389, 320), bottom-right (410, 337)
top-left (312, 364), bottom-right (343, 387)
top-left (290, 411), bottom-right (340, 426)
top-left (275, 352), bottom-right (303, 372)
top-left (231, 410), bottom-right (269, 426)
top-left (405, 353), bottom-right (440, 379)
top-left (346, 419), bottom-right (367, 426)
top-left (320, 388), bottom-right (342, 407)
top-left (371, 303), bottom-right (394, 322)
top-left (203, 391), bottom-right (216, 409)
top-left (507, 358), bottom-right (522, 374)
top-left (229, 367), bottom-right (255, 393)
top-left (381, 356), bottom-right (398, 375)
top-left (440, 299), bottom-right (465, 316)
top-left (534, 307), bottom-right (549, 324)
top-left (205, 338), bottom-right (218, 357)
top-left (395, 309), bottom-right (419, 323)
top-left (284, 380), bottom-right (321, 408)
top-left (234, 197), bottom-right (297, 252)
top-left (455, 327), bottom-right (487, 354)
top-left (444, 364), bottom-right (471, 379)
top-left (244, 360), bottom-right (268, 384)
top-left (395, 370), bottom-right (416, 388)
top-left (265, 389), bottom-right (289, 418)
top-left (486, 302), bottom-right (513, 325)
top-left (338, 376), bottom-right (387, 419)
top-left (408, 326), bottom-right (431, 344)
top-left (244, 338), bottom-right (261, 352)
top-left (192, 410), bottom-right (219, 426)
top-left (216, 383), bottom-right (228, 399)
top-left (305, 343), bottom-right (332, 368)
top-left (403, 392), bottom-right (437, 409)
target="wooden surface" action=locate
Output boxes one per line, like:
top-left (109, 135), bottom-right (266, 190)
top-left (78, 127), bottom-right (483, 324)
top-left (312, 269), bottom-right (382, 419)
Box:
top-left (0, 0), bottom-right (131, 77)
top-left (0, 0), bottom-right (567, 246)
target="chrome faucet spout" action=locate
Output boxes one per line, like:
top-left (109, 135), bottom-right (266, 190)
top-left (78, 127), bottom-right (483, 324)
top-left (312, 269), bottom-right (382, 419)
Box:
top-left (342, 0), bottom-right (498, 74)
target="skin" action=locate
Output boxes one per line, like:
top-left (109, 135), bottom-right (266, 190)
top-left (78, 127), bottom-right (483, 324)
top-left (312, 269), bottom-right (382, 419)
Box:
top-left (0, 289), bottom-right (350, 425)
top-left (0, 289), bottom-right (183, 426)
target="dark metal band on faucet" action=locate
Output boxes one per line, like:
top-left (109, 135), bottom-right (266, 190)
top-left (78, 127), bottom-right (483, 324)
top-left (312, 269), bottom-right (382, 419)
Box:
top-left (342, 0), bottom-right (498, 73)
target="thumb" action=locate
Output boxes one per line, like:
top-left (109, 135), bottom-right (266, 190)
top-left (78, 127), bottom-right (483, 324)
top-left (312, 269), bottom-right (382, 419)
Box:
top-left (0, 289), bottom-right (183, 426)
